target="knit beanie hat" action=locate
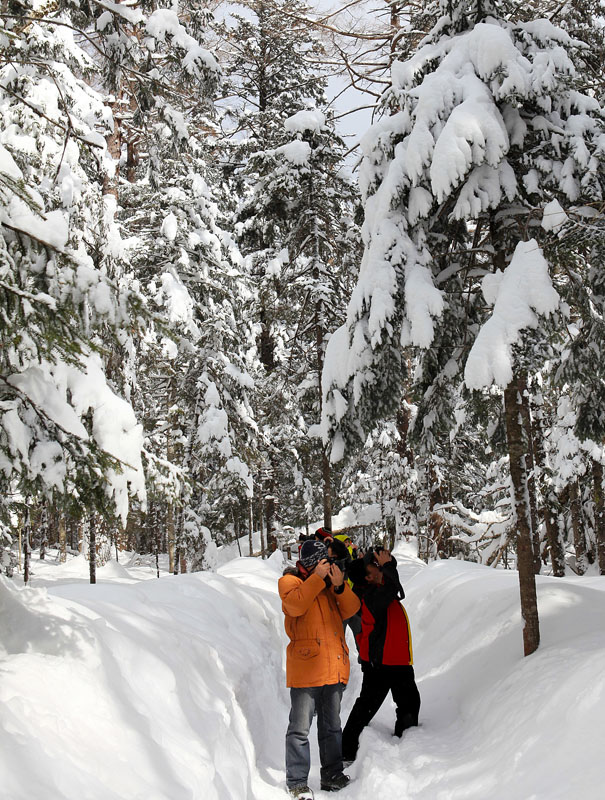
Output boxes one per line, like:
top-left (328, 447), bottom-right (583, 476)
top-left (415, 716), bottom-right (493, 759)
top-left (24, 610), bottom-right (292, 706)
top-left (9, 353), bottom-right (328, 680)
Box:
top-left (300, 540), bottom-right (328, 570)
top-left (314, 526), bottom-right (332, 541)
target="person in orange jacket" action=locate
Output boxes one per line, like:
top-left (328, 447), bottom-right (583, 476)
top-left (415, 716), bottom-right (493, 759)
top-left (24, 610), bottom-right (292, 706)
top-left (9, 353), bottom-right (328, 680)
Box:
top-left (279, 539), bottom-right (361, 798)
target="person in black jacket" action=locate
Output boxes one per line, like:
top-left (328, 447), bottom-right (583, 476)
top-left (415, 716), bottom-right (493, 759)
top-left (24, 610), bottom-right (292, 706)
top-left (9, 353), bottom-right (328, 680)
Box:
top-left (341, 548), bottom-right (420, 762)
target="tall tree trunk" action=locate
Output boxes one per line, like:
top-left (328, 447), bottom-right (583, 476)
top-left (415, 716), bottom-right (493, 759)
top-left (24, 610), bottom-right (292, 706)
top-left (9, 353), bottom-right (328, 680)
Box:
top-left (593, 459), bottom-right (605, 575)
top-left (69, 517), bottom-right (78, 552)
top-left (322, 451), bottom-right (332, 529)
top-left (152, 506), bottom-right (160, 578)
top-left (417, 528), bottom-right (429, 564)
top-left (235, 514), bottom-right (243, 557)
top-left (504, 379), bottom-right (540, 657)
top-left (89, 515), bottom-right (97, 585)
top-left (569, 480), bottom-right (587, 575)
top-left (249, 497), bottom-right (254, 557)
top-left (173, 509), bottom-right (183, 574)
top-left (389, 0), bottom-right (401, 65)
top-left (386, 517), bottom-right (396, 551)
top-left (395, 404), bottom-right (417, 537)
top-left (519, 378), bottom-right (541, 573)
top-left (58, 514), bottom-right (67, 563)
top-left (147, 503), bottom-right (161, 578)
top-left (428, 460), bottom-right (446, 559)
top-left (166, 376), bottom-right (177, 574)
top-left (127, 510), bottom-right (138, 552)
top-left (103, 100), bottom-right (121, 199)
top-left (39, 505), bottom-right (47, 560)
top-left (258, 304), bottom-right (276, 372)
top-left (531, 396), bottom-right (565, 576)
top-left (265, 458), bottom-right (278, 552)
top-left (259, 493), bottom-right (266, 559)
top-left (166, 506), bottom-right (176, 573)
top-left (179, 526), bottom-right (188, 575)
top-left (310, 189), bottom-right (332, 531)
top-left (175, 508), bottom-right (185, 573)
top-left (23, 511), bottom-right (31, 585)
top-left (126, 139), bottom-right (138, 183)
top-left (544, 498), bottom-right (565, 577)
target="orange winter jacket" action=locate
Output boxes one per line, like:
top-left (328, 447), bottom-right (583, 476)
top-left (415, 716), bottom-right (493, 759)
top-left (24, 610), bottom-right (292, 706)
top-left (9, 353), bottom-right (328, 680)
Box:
top-left (278, 571), bottom-right (361, 688)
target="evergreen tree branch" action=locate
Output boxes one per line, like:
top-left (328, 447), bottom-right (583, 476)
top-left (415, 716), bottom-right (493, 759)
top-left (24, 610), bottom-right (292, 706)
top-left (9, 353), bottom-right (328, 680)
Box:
top-left (0, 83), bottom-right (105, 150)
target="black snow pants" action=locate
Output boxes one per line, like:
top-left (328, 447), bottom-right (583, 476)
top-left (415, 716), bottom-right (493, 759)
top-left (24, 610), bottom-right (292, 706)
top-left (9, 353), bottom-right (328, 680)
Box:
top-left (342, 662), bottom-right (420, 760)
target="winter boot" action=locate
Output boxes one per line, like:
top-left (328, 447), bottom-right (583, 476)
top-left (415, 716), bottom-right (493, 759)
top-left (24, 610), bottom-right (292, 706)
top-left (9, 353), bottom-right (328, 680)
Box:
top-left (320, 773), bottom-right (350, 792)
top-left (288, 784), bottom-right (314, 800)
top-left (394, 712), bottom-right (417, 737)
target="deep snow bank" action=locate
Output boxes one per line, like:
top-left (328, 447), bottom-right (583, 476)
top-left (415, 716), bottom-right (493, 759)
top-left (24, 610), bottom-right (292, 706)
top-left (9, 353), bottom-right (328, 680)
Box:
top-left (0, 552), bottom-right (289, 800)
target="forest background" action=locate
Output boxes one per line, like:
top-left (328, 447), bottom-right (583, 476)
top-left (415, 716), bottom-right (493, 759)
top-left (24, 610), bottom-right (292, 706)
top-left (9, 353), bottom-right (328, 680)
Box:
top-left (1, 0), bottom-right (605, 657)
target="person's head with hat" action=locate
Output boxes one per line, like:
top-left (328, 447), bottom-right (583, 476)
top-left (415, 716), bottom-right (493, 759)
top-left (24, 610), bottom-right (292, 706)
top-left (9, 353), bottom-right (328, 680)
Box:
top-left (314, 526), bottom-right (333, 542)
top-left (297, 539), bottom-right (329, 577)
top-left (348, 548), bottom-right (392, 589)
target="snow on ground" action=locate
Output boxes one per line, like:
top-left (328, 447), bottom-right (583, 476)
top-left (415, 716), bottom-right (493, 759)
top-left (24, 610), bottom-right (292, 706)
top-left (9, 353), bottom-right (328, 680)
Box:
top-left (1, 541), bottom-right (604, 799)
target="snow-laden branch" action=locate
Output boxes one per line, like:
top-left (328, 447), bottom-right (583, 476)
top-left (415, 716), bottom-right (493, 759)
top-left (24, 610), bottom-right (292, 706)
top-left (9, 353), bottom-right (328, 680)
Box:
top-left (465, 239), bottom-right (560, 389)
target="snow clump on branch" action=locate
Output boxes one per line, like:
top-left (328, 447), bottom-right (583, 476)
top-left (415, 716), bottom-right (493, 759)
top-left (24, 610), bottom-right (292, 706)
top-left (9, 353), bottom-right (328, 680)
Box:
top-left (464, 239), bottom-right (560, 389)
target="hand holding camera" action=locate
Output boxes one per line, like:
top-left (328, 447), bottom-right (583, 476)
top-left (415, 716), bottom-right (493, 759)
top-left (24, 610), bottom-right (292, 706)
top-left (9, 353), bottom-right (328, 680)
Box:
top-left (328, 562), bottom-right (344, 587)
top-left (314, 559), bottom-right (331, 579)
top-left (374, 548), bottom-right (392, 567)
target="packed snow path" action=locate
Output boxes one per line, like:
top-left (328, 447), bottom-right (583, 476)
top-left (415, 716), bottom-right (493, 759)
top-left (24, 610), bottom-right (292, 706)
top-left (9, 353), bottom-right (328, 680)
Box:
top-left (1, 544), bottom-right (604, 799)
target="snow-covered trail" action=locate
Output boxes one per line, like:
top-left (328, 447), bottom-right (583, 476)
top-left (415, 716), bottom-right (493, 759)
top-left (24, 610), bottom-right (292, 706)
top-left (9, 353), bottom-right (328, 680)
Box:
top-left (1, 545), bottom-right (604, 799)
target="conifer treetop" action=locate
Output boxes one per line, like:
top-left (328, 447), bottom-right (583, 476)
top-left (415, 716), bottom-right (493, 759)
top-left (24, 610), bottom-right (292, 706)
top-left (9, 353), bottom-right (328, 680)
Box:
top-left (320, 1), bottom-right (605, 460)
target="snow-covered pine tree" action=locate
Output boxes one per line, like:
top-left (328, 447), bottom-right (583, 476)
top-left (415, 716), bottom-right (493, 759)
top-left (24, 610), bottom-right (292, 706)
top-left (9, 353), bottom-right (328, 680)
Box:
top-left (551, 210), bottom-right (605, 574)
top-left (0, 2), bottom-right (148, 560)
top-left (338, 415), bottom-right (420, 548)
top-left (218, 0), bottom-right (359, 533)
top-left (270, 109), bottom-right (359, 527)
top-left (321, 0), bottom-right (605, 655)
top-left (216, 0), bottom-right (327, 162)
top-left (112, 3), bottom-right (256, 569)
top-left (548, 395), bottom-right (594, 574)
